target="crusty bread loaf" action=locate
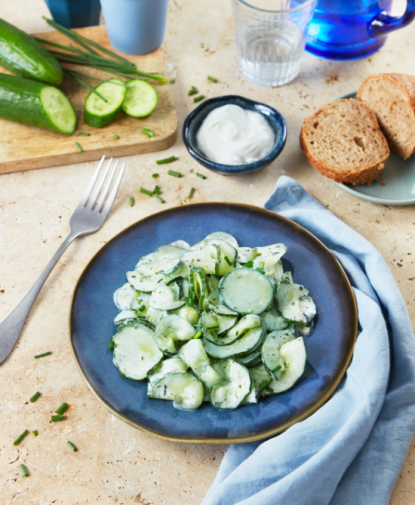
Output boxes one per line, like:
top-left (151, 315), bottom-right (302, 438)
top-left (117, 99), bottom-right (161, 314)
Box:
top-left (300, 99), bottom-right (390, 185)
top-left (357, 73), bottom-right (415, 160)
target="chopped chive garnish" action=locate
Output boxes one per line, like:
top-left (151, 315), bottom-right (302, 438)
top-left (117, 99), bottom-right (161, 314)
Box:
top-left (259, 261), bottom-right (265, 269)
top-left (207, 325), bottom-right (219, 330)
top-left (33, 430), bottom-right (38, 437)
top-left (138, 305), bottom-right (146, 312)
top-left (55, 402), bottom-right (69, 415)
top-left (152, 173), bottom-right (159, 178)
top-left (153, 185), bottom-right (161, 195)
top-left (75, 141), bottom-right (83, 153)
top-left (224, 256), bottom-right (232, 266)
top-left (114, 134), bottom-right (120, 139)
top-left (130, 196), bottom-right (135, 207)
top-left (240, 313), bottom-right (246, 317)
top-left (67, 441), bottom-right (77, 451)
top-left (34, 351), bottom-right (51, 359)
top-left (51, 414), bottom-right (64, 422)
top-left (188, 85), bottom-right (198, 96)
top-left (79, 131), bottom-right (90, 136)
top-left (13, 430), bottom-right (28, 446)
top-left (170, 78), bottom-right (176, 84)
top-left (259, 379), bottom-right (272, 391)
top-left (188, 292), bottom-right (195, 307)
top-left (156, 156), bottom-right (177, 165)
top-left (244, 261), bottom-right (254, 268)
top-left (109, 340), bottom-right (115, 350)
top-left (142, 128), bottom-right (155, 138)
top-left (168, 170), bottom-right (181, 178)
top-left (29, 392), bottom-right (41, 403)
top-left (193, 331), bottom-right (203, 339)
top-left (196, 173), bottom-right (206, 179)
top-left (140, 187), bottom-right (153, 196)
top-left (212, 330), bottom-right (219, 343)
top-left (19, 464), bottom-right (29, 477)
top-left (272, 365), bottom-right (282, 374)
top-left (256, 268), bottom-right (265, 274)
top-left (193, 95), bottom-right (205, 103)
top-left (154, 195), bottom-right (165, 204)
top-left (207, 76), bottom-right (218, 83)
top-left (188, 187), bottom-right (195, 199)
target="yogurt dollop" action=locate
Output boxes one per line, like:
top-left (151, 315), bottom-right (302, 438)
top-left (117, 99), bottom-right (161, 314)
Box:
top-left (196, 104), bottom-right (274, 165)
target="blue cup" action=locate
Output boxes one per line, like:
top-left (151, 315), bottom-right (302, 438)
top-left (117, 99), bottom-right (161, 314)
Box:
top-left (44, 0), bottom-right (101, 28)
top-left (99, 0), bottom-right (169, 55)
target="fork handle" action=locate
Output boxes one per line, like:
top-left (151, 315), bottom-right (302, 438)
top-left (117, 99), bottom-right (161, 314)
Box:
top-left (0, 231), bottom-right (78, 365)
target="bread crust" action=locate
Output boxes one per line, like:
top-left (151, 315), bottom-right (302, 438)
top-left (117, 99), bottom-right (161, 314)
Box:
top-left (357, 73), bottom-right (415, 159)
top-left (300, 99), bottom-right (389, 185)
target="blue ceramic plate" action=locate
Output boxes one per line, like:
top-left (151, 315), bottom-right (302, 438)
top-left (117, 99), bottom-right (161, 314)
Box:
top-left (70, 203), bottom-right (357, 444)
top-left (335, 92), bottom-right (415, 206)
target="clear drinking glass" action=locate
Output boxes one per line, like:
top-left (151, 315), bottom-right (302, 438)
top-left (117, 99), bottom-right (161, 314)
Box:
top-left (232, 0), bottom-right (317, 87)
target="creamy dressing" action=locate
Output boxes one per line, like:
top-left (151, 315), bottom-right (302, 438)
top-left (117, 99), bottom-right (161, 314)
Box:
top-left (197, 104), bottom-right (274, 165)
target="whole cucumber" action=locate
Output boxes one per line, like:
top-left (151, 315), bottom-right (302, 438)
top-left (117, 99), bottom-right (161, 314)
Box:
top-left (0, 73), bottom-right (77, 134)
top-left (0, 18), bottom-right (63, 85)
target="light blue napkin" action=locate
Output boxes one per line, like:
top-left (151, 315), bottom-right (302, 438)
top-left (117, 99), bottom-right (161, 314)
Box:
top-left (203, 176), bottom-right (415, 505)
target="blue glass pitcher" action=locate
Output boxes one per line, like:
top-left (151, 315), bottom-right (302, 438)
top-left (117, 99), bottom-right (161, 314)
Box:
top-left (306, 0), bottom-right (415, 59)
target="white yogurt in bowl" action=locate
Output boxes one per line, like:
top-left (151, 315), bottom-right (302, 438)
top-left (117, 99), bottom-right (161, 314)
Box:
top-left (196, 104), bottom-right (275, 165)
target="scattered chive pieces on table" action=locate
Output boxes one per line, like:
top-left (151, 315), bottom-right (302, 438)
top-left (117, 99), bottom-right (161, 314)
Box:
top-left (153, 185), bottom-right (161, 195)
top-left (156, 155), bottom-right (177, 165)
top-left (138, 305), bottom-right (146, 312)
top-left (140, 187), bottom-right (153, 197)
top-left (75, 141), bottom-right (83, 153)
top-left (55, 402), bottom-right (69, 415)
top-left (130, 196), bottom-right (135, 207)
top-left (13, 430), bottom-right (29, 446)
top-left (67, 441), bottom-right (77, 452)
top-left (19, 464), bottom-right (29, 477)
top-left (170, 78), bottom-right (176, 84)
top-left (114, 134), bottom-right (120, 140)
top-left (34, 351), bottom-right (51, 359)
top-left (29, 392), bottom-right (41, 403)
top-left (224, 255), bottom-right (232, 266)
top-left (196, 172), bottom-right (206, 179)
top-left (168, 169), bottom-right (181, 178)
top-left (79, 131), bottom-right (90, 136)
top-left (188, 85), bottom-right (198, 96)
top-left (154, 195), bottom-right (165, 204)
top-left (142, 128), bottom-right (155, 138)
top-left (51, 414), bottom-right (64, 422)
top-left (207, 75), bottom-right (218, 83)
top-left (193, 331), bottom-right (203, 339)
top-left (193, 95), bottom-right (205, 103)
top-left (187, 187), bottom-right (195, 199)
top-left (33, 430), bottom-right (38, 437)
top-left (152, 173), bottom-right (159, 178)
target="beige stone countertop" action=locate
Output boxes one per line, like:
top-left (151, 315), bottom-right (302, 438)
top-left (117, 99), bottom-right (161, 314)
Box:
top-left (1, 1), bottom-right (414, 504)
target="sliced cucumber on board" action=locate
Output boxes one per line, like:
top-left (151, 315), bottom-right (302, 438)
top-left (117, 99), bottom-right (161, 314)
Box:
top-left (149, 372), bottom-right (204, 410)
top-left (84, 78), bottom-right (126, 128)
top-left (122, 79), bottom-right (158, 117)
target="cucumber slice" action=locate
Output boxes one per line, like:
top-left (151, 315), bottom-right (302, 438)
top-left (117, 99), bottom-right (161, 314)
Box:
top-left (171, 240), bottom-right (190, 249)
top-left (192, 267), bottom-right (208, 309)
top-left (276, 278), bottom-right (317, 324)
top-left (122, 79), bottom-right (158, 117)
top-left (203, 326), bottom-right (264, 359)
top-left (242, 381), bottom-right (259, 404)
top-left (149, 372), bottom-right (204, 410)
top-left (205, 232), bottom-right (239, 249)
top-left (237, 247), bottom-right (260, 264)
top-left (149, 286), bottom-right (186, 311)
top-left (261, 329), bottom-right (295, 379)
top-left (253, 243), bottom-right (287, 260)
top-left (146, 307), bottom-right (168, 326)
top-left (206, 274), bottom-right (220, 294)
top-left (112, 325), bottom-right (163, 380)
top-left (131, 293), bottom-right (151, 315)
top-left (210, 360), bottom-right (251, 410)
top-left (192, 239), bottom-right (237, 276)
top-left (137, 245), bottom-right (186, 266)
top-left (218, 269), bottom-right (273, 315)
top-left (114, 309), bottom-right (138, 330)
top-left (148, 357), bottom-right (188, 392)
top-left (173, 304), bottom-right (200, 326)
top-left (136, 257), bottom-right (182, 277)
top-left (84, 78), bottom-right (126, 128)
top-left (127, 270), bottom-right (182, 292)
top-left (211, 314), bottom-right (262, 347)
top-left (262, 306), bottom-right (289, 332)
top-left (113, 282), bottom-right (139, 310)
top-left (236, 349), bottom-right (262, 367)
top-left (154, 315), bottom-right (197, 354)
top-left (206, 290), bottom-right (238, 317)
top-left (180, 245), bottom-right (218, 275)
top-left (201, 312), bottom-right (237, 343)
top-left (178, 340), bottom-right (222, 391)
top-left (295, 321), bottom-right (313, 335)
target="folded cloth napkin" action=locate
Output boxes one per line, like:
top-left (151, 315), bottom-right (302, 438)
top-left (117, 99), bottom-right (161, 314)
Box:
top-left (202, 176), bottom-right (415, 505)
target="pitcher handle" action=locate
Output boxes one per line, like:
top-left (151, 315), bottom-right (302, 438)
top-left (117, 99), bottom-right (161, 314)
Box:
top-left (369, 0), bottom-right (415, 37)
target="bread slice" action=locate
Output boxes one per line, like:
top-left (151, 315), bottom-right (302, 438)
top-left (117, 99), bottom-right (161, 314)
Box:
top-left (357, 73), bottom-right (415, 160)
top-left (300, 99), bottom-right (389, 185)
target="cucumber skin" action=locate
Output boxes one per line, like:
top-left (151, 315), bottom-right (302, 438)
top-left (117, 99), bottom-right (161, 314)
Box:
top-left (0, 19), bottom-right (63, 86)
top-left (0, 73), bottom-right (77, 134)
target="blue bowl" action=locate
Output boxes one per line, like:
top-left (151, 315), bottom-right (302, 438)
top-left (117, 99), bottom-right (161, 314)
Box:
top-left (182, 95), bottom-right (287, 176)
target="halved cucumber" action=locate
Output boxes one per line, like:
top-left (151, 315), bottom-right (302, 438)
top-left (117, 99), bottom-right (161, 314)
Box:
top-left (192, 239), bottom-right (237, 276)
top-left (276, 278), bottom-right (317, 324)
top-left (180, 245), bottom-right (218, 275)
top-left (149, 285), bottom-right (186, 311)
top-left (154, 315), bottom-right (196, 354)
top-left (204, 232), bottom-right (239, 249)
top-left (136, 257), bottom-right (182, 277)
top-left (178, 339), bottom-right (222, 391)
top-left (149, 372), bottom-right (204, 410)
top-left (218, 269), bottom-right (273, 314)
top-left (113, 282), bottom-right (139, 310)
top-left (148, 356), bottom-right (188, 392)
top-left (146, 307), bottom-right (168, 326)
top-left (137, 245), bottom-right (186, 266)
top-left (261, 329), bottom-right (295, 379)
top-left (112, 325), bottom-right (163, 380)
top-left (261, 306), bottom-right (289, 332)
top-left (210, 360), bottom-right (251, 410)
top-left (212, 314), bottom-right (262, 347)
top-left (253, 243), bottom-right (287, 260)
top-left (242, 381), bottom-right (259, 404)
top-left (84, 78), bottom-right (126, 128)
top-left (131, 293), bottom-right (151, 315)
top-left (122, 79), bottom-right (158, 118)
top-left (127, 270), bottom-right (182, 292)
top-left (173, 304), bottom-right (200, 326)
top-left (236, 349), bottom-right (262, 367)
top-left (237, 247), bottom-right (259, 264)
top-left (114, 309), bottom-right (138, 330)
top-left (201, 312), bottom-right (238, 344)
top-left (171, 240), bottom-right (190, 250)
top-left (206, 290), bottom-right (238, 317)
top-left (203, 325), bottom-right (264, 359)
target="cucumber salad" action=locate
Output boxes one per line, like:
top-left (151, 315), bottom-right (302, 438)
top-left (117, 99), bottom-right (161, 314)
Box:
top-left (110, 232), bottom-right (317, 411)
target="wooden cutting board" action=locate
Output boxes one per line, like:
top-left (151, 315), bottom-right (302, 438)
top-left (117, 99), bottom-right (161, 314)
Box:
top-left (0, 25), bottom-right (177, 175)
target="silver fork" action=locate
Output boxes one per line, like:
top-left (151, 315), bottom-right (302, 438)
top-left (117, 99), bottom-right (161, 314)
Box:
top-left (0, 155), bottom-right (125, 365)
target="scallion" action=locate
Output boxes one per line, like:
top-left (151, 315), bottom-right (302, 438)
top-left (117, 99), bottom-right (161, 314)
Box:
top-left (167, 170), bottom-right (181, 178)
top-left (29, 392), bottom-right (41, 403)
top-left (154, 195), bottom-right (165, 204)
top-left (207, 75), bottom-right (218, 83)
top-left (272, 365), bottom-right (282, 374)
top-left (142, 128), bottom-right (155, 138)
top-left (114, 134), bottom-right (120, 140)
top-left (152, 173), bottom-right (159, 178)
top-left (19, 464), bottom-right (29, 477)
top-left (34, 351), bottom-right (51, 359)
top-left (13, 430), bottom-right (28, 446)
top-left (188, 86), bottom-right (198, 96)
top-left (140, 187), bottom-right (153, 197)
top-left (75, 142), bottom-right (83, 153)
top-left (224, 256), bottom-right (232, 266)
top-left (138, 305), bottom-right (146, 312)
top-left (259, 379), bottom-right (272, 391)
top-left (153, 185), bottom-right (161, 195)
top-left (130, 197), bottom-right (135, 207)
top-left (244, 261), bottom-right (254, 268)
top-left (207, 325), bottom-right (219, 330)
top-left (212, 330), bottom-right (219, 343)
top-left (109, 340), bottom-right (115, 350)
top-left (193, 331), bottom-right (203, 339)
top-left (33, 430), bottom-right (38, 437)
top-left (55, 402), bottom-right (69, 415)
top-left (79, 131), bottom-right (90, 136)
top-left (193, 95), bottom-right (205, 103)
top-left (187, 187), bottom-right (195, 199)
top-left (196, 173), bottom-right (206, 179)
top-left (51, 414), bottom-right (64, 422)
top-left (67, 441), bottom-right (77, 451)
top-left (170, 78), bottom-right (176, 84)
top-left (156, 156), bottom-right (177, 165)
